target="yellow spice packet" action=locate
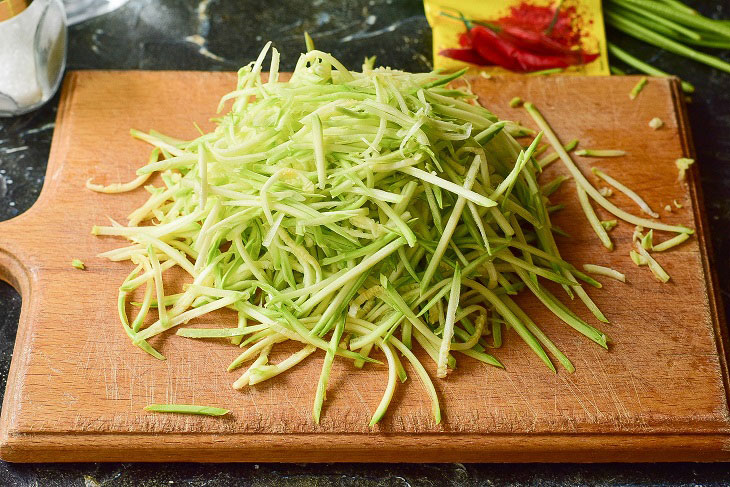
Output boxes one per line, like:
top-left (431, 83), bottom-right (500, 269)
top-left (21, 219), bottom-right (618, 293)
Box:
top-left (424, 0), bottom-right (609, 76)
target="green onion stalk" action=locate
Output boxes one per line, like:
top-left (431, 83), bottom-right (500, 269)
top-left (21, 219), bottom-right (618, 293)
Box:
top-left (605, 0), bottom-right (730, 93)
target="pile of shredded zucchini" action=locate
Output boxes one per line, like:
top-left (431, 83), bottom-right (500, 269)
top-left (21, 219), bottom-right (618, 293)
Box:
top-left (91, 42), bottom-right (693, 424)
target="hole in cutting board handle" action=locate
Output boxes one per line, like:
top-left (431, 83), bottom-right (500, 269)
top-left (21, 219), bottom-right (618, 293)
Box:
top-left (0, 247), bottom-right (25, 295)
top-left (0, 223), bottom-right (31, 295)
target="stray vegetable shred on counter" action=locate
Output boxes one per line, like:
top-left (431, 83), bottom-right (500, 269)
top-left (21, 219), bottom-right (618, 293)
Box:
top-left (424, 0), bottom-right (609, 75)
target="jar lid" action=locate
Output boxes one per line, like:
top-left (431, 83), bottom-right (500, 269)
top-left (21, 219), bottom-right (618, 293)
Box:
top-left (0, 0), bottom-right (30, 22)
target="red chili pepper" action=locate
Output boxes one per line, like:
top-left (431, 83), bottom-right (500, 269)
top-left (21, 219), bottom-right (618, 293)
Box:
top-left (496, 24), bottom-right (576, 56)
top-left (496, 4), bottom-right (580, 48)
top-left (496, 24), bottom-right (599, 66)
top-left (458, 32), bottom-right (472, 48)
top-left (470, 25), bottom-right (597, 72)
top-left (513, 50), bottom-right (573, 71)
top-left (575, 51), bottom-right (599, 65)
top-left (470, 20), bottom-right (573, 57)
top-left (470, 26), bottom-right (523, 71)
top-left (439, 48), bottom-right (490, 66)
top-left (440, 10), bottom-right (598, 73)
top-left (513, 48), bottom-right (599, 72)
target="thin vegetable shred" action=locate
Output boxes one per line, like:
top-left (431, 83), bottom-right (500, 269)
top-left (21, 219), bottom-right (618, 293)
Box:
top-left (91, 41), bottom-right (691, 425)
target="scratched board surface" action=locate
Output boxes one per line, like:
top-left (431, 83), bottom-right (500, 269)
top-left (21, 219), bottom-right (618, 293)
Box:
top-left (0, 71), bottom-right (727, 462)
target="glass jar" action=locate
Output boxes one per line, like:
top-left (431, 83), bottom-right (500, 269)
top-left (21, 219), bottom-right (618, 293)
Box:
top-left (63, 0), bottom-right (128, 26)
top-left (0, 0), bottom-right (67, 117)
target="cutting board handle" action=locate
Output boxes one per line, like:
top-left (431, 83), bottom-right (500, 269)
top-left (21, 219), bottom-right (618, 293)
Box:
top-left (0, 217), bottom-right (33, 295)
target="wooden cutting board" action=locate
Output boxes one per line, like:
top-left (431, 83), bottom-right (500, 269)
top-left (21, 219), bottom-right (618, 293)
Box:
top-left (0, 71), bottom-right (727, 463)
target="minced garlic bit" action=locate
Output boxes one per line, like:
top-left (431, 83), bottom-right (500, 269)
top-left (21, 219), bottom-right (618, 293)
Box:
top-left (676, 158), bottom-right (695, 181)
top-left (664, 204), bottom-right (672, 213)
top-left (599, 187), bottom-right (613, 197)
top-left (648, 117), bottom-right (664, 130)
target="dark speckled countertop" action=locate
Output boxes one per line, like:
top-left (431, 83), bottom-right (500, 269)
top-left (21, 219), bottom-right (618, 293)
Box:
top-left (1, 0), bottom-right (730, 484)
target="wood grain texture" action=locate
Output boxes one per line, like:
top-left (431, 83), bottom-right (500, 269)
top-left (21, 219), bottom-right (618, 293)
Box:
top-left (0, 71), bottom-right (727, 462)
